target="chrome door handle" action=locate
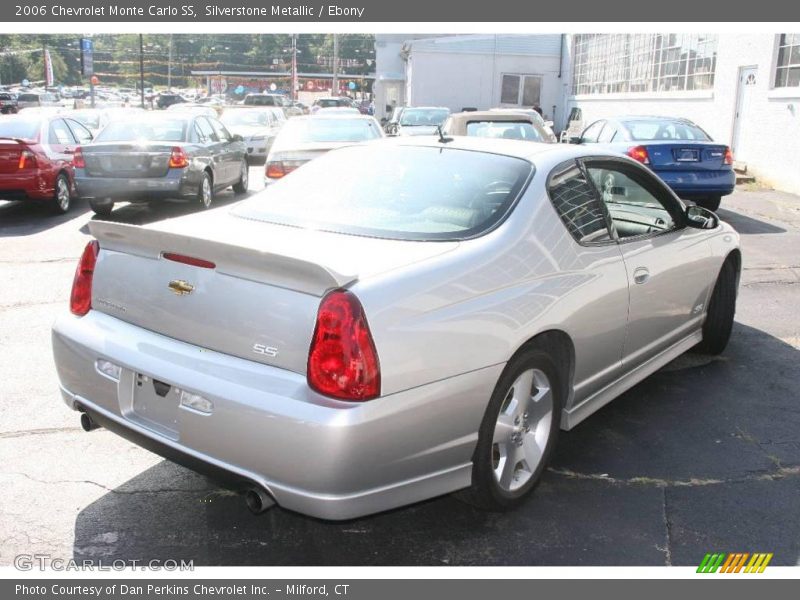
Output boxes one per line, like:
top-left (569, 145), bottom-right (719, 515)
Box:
top-left (633, 267), bottom-right (650, 285)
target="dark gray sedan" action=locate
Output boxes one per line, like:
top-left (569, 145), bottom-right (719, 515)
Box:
top-left (73, 113), bottom-right (248, 216)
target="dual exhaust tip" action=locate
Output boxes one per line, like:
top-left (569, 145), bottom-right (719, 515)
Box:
top-left (78, 410), bottom-right (275, 515)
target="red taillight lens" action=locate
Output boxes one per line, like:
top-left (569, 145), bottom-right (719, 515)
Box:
top-left (307, 290), bottom-right (381, 401)
top-left (265, 161), bottom-right (285, 179)
top-left (265, 160), bottom-right (301, 180)
top-left (626, 145), bottom-right (650, 165)
top-left (723, 146), bottom-right (733, 165)
top-left (18, 149), bottom-right (36, 170)
top-left (70, 240), bottom-right (99, 316)
top-left (168, 146), bottom-right (189, 169)
top-left (72, 146), bottom-right (85, 169)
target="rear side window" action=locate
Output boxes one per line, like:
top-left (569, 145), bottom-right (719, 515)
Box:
top-left (234, 145), bottom-right (533, 241)
top-left (547, 161), bottom-right (612, 244)
top-left (48, 119), bottom-right (75, 145)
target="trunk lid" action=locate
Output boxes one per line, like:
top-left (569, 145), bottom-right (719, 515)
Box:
top-left (81, 142), bottom-right (175, 178)
top-left (0, 139), bottom-right (26, 175)
top-left (643, 142), bottom-right (729, 171)
top-left (88, 212), bottom-right (458, 374)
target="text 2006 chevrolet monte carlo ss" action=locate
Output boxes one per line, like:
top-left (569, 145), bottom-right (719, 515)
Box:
top-left (52, 136), bottom-right (740, 519)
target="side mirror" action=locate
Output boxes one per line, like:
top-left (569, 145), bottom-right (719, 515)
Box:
top-left (231, 134), bottom-right (243, 143)
top-left (544, 120), bottom-right (554, 128)
top-left (685, 205), bottom-right (719, 229)
top-left (569, 136), bottom-right (583, 145)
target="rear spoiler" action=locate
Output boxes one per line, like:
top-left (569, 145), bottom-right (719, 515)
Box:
top-left (88, 220), bottom-right (357, 297)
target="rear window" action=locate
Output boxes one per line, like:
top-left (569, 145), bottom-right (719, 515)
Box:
top-left (18, 94), bottom-right (38, 102)
top-left (400, 108), bottom-right (450, 126)
top-left (316, 98), bottom-right (348, 108)
top-left (623, 119), bottom-right (710, 141)
top-left (0, 118), bottom-right (40, 140)
top-left (94, 118), bottom-right (188, 143)
top-left (277, 118), bottom-right (381, 144)
top-left (466, 121), bottom-right (545, 142)
top-left (244, 95), bottom-right (276, 106)
top-left (234, 145), bottom-right (533, 241)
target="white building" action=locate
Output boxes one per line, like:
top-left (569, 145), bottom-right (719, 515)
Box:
top-left (563, 34), bottom-right (800, 194)
top-left (374, 34), bottom-right (568, 125)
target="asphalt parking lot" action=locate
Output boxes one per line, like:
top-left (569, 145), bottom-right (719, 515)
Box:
top-left (1, 174), bottom-right (798, 566)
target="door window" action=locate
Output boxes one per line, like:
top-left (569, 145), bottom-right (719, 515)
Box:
top-left (585, 162), bottom-right (681, 239)
top-left (64, 119), bottom-right (93, 144)
top-left (195, 118), bottom-right (218, 142)
top-left (209, 118), bottom-right (232, 142)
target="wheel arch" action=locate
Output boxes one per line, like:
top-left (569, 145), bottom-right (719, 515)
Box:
top-left (511, 329), bottom-right (575, 423)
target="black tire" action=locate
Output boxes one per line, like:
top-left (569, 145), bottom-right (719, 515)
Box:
top-left (459, 348), bottom-right (563, 511)
top-left (696, 196), bottom-right (722, 212)
top-left (694, 258), bottom-right (737, 355)
top-left (89, 199), bottom-right (114, 217)
top-left (51, 173), bottom-right (71, 214)
top-left (233, 161), bottom-right (249, 195)
top-left (197, 171), bottom-right (213, 209)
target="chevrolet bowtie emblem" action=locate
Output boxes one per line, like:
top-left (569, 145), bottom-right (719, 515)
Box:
top-left (168, 280), bottom-right (195, 296)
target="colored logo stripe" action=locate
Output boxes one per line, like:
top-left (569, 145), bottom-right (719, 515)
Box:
top-left (697, 552), bottom-right (773, 573)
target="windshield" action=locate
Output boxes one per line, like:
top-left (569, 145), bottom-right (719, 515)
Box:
top-left (276, 118), bottom-right (381, 144)
top-left (0, 118), bottom-right (40, 140)
top-left (94, 118), bottom-right (188, 143)
top-left (465, 121), bottom-right (545, 142)
top-left (399, 108), bottom-right (450, 127)
top-left (222, 111), bottom-right (270, 127)
top-left (234, 145), bottom-right (532, 241)
top-left (623, 119), bottom-right (710, 141)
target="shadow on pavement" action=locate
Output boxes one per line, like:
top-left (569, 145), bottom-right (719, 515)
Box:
top-left (718, 207), bottom-right (785, 235)
top-left (0, 199), bottom-right (91, 238)
top-left (72, 323), bottom-right (800, 566)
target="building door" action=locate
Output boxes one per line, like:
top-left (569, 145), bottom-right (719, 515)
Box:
top-left (731, 66), bottom-right (758, 161)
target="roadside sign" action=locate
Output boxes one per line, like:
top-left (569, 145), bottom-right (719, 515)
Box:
top-left (80, 38), bottom-right (93, 76)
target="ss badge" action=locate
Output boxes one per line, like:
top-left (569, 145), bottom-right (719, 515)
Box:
top-left (253, 343), bottom-right (279, 358)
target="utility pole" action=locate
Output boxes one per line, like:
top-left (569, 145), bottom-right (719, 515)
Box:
top-left (139, 34), bottom-right (145, 109)
top-left (167, 34), bottom-right (173, 90)
top-left (332, 34), bottom-right (339, 96)
top-left (291, 34), bottom-right (297, 101)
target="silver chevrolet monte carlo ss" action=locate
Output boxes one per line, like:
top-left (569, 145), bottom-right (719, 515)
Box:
top-left (52, 137), bottom-right (741, 519)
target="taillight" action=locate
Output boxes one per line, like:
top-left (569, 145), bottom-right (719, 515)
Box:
top-left (18, 150), bottom-right (36, 170)
top-left (723, 146), bottom-right (733, 165)
top-left (626, 145), bottom-right (650, 165)
top-left (265, 160), bottom-right (301, 180)
top-left (168, 146), bottom-right (189, 169)
top-left (72, 146), bottom-right (85, 168)
top-left (265, 161), bottom-right (285, 179)
top-left (307, 289), bottom-right (381, 401)
top-left (70, 240), bottom-right (99, 316)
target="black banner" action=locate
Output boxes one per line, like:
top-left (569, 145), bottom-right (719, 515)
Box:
top-left (4, 0), bottom-right (800, 22)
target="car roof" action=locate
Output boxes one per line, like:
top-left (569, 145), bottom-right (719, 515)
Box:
top-left (448, 111), bottom-right (535, 124)
top-left (368, 135), bottom-right (630, 165)
top-left (294, 114), bottom-right (378, 121)
top-left (609, 115), bottom-right (697, 124)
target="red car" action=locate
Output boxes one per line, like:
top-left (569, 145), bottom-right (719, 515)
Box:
top-left (0, 113), bottom-right (93, 214)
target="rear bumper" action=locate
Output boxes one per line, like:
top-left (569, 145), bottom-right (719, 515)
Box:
top-left (0, 173), bottom-right (54, 201)
top-left (52, 310), bottom-right (500, 520)
top-left (75, 168), bottom-right (199, 202)
top-left (655, 168), bottom-right (736, 197)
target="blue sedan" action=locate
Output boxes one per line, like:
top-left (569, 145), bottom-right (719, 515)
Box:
top-left (575, 116), bottom-right (735, 211)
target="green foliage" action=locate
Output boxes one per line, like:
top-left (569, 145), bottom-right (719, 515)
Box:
top-left (0, 34), bottom-right (375, 88)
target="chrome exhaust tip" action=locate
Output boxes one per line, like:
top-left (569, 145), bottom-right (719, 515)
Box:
top-left (244, 487), bottom-right (275, 515)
